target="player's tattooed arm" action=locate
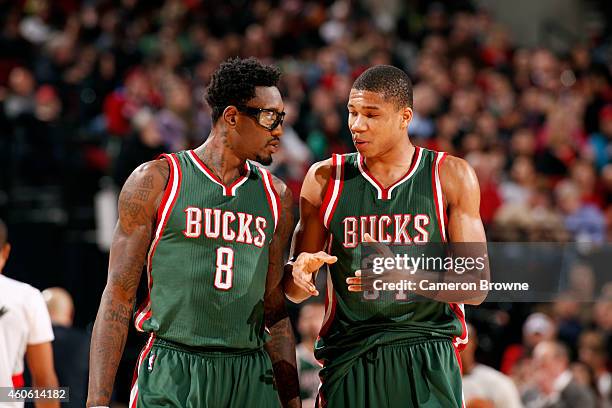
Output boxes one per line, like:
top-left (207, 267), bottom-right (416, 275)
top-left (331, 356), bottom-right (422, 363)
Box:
top-left (87, 159), bottom-right (169, 407)
top-left (264, 177), bottom-right (300, 408)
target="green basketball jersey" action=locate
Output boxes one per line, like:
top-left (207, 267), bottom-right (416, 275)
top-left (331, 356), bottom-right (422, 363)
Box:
top-left (314, 147), bottom-right (467, 369)
top-left (134, 150), bottom-right (280, 349)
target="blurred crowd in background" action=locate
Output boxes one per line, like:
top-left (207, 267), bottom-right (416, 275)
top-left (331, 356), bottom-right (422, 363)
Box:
top-left (0, 0), bottom-right (611, 406)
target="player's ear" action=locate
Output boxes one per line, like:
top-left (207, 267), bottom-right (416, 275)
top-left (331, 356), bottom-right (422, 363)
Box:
top-left (401, 107), bottom-right (413, 129)
top-left (223, 106), bottom-right (239, 128)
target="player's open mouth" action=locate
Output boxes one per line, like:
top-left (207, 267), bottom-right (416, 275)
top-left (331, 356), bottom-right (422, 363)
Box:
top-left (354, 139), bottom-right (369, 147)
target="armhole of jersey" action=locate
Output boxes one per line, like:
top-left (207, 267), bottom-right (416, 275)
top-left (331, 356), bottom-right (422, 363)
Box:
top-left (432, 151), bottom-right (448, 243)
top-left (319, 154), bottom-right (344, 229)
top-left (260, 168), bottom-right (280, 232)
top-left (155, 154), bottom-right (180, 226)
top-left (135, 153), bottom-right (182, 332)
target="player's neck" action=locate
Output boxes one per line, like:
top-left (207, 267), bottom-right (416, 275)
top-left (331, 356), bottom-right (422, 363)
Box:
top-left (362, 140), bottom-right (415, 182)
top-left (194, 130), bottom-right (247, 185)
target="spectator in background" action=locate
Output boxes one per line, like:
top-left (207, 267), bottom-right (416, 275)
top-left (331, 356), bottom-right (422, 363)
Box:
top-left (0, 1), bottom-right (611, 405)
top-left (570, 361), bottom-right (599, 399)
top-left (523, 341), bottom-right (596, 408)
top-left (551, 292), bottom-right (585, 352)
top-left (42, 287), bottom-right (90, 408)
top-left (555, 180), bottom-right (606, 243)
top-left (155, 76), bottom-right (210, 152)
top-left (466, 150), bottom-right (502, 226)
top-left (589, 105), bottom-right (612, 171)
top-left (0, 219), bottom-right (59, 408)
top-left (601, 166), bottom-right (612, 238)
top-left (569, 160), bottom-right (604, 208)
top-left (295, 302), bottom-right (325, 408)
top-left (4, 67), bottom-right (36, 120)
top-left (593, 293), bottom-right (612, 337)
top-left (500, 156), bottom-right (537, 207)
top-left (566, 263), bottom-right (596, 302)
top-left (509, 128), bottom-right (537, 159)
top-left (409, 82), bottom-right (439, 140)
top-left (577, 330), bottom-right (611, 405)
top-left (20, 84), bottom-right (66, 187)
top-left (461, 324), bottom-right (523, 408)
top-left (502, 312), bottom-right (557, 378)
top-left (103, 68), bottom-right (160, 138)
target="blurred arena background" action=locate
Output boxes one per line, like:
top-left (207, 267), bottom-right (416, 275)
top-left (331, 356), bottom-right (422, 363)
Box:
top-left (0, 0), bottom-right (611, 407)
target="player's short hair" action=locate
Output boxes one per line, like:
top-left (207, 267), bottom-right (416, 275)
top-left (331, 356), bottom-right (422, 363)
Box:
top-left (205, 57), bottom-right (281, 123)
top-left (352, 65), bottom-right (413, 109)
top-left (0, 219), bottom-right (7, 248)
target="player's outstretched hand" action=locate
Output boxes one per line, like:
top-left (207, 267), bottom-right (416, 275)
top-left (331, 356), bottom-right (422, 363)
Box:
top-left (292, 251), bottom-right (337, 296)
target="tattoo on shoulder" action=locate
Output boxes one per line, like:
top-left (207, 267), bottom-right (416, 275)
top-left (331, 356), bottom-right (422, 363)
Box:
top-left (118, 162), bottom-right (166, 233)
top-left (280, 184), bottom-right (293, 214)
top-left (155, 160), bottom-right (170, 180)
top-left (139, 175), bottom-right (154, 189)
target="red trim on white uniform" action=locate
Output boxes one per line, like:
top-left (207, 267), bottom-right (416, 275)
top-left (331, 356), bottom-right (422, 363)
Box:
top-left (319, 155), bottom-right (345, 229)
top-left (11, 373), bottom-right (24, 388)
top-left (260, 168), bottom-right (280, 232)
top-left (129, 333), bottom-right (155, 408)
top-left (357, 146), bottom-right (422, 200)
top-left (134, 153), bottom-right (182, 332)
top-left (187, 150), bottom-right (250, 197)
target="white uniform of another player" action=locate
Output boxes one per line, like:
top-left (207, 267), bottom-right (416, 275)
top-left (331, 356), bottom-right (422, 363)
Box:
top-left (0, 274), bottom-right (54, 408)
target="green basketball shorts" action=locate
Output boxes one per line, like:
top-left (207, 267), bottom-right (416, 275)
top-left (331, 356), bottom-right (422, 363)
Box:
top-left (317, 338), bottom-right (464, 408)
top-left (130, 336), bottom-right (282, 407)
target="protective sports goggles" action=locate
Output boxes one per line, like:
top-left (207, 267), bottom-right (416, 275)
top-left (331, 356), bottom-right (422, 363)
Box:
top-left (236, 105), bottom-right (285, 131)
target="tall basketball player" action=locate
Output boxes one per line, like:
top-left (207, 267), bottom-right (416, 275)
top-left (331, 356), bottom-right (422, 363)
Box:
top-left (87, 58), bottom-right (299, 408)
top-left (285, 65), bottom-right (488, 407)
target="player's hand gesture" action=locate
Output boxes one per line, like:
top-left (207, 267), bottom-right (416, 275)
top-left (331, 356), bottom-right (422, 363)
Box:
top-left (346, 233), bottom-right (394, 292)
top-left (291, 251), bottom-right (337, 296)
top-left (346, 269), bottom-right (365, 292)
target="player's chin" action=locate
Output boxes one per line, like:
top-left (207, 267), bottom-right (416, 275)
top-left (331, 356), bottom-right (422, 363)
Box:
top-left (355, 143), bottom-right (376, 158)
top-left (254, 153), bottom-right (273, 166)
